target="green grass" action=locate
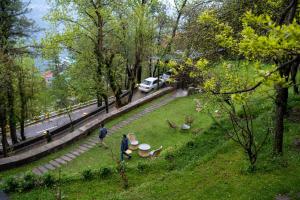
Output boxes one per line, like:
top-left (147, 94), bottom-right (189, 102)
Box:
top-left (53, 95), bottom-right (213, 176)
top-left (0, 93), bottom-right (174, 180)
top-left (7, 88), bottom-right (300, 200)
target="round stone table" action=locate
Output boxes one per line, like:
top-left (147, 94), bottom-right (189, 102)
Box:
top-left (138, 144), bottom-right (151, 157)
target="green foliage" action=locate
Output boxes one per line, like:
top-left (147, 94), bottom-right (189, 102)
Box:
top-left (3, 176), bottom-right (19, 192)
top-left (163, 147), bottom-right (176, 162)
top-left (6, 93), bottom-right (300, 199)
top-left (136, 162), bottom-right (149, 173)
top-left (21, 173), bottom-right (38, 191)
top-left (98, 167), bottom-right (113, 179)
top-left (41, 173), bottom-right (56, 187)
top-left (81, 169), bottom-right (93, 181)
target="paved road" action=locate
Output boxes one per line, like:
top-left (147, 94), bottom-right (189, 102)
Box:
top-left (14, 90), bottom-right (148, 140)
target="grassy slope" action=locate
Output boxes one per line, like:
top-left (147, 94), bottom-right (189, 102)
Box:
top-left (0, 93), bottom-right (173, 180)
top-left (9, 91), bottom-right (300, 200)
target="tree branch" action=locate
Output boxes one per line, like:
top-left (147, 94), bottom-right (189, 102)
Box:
top-left (213, 55), bottom-right (300, 95)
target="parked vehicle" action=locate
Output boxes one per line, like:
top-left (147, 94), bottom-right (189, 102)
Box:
top-left (138, 77), bottom-right (164, 93)
top-left (160, 71), bottom-right (172, 82)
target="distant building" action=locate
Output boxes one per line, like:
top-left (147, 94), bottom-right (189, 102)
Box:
top-left (42, 71), bottom-right (54, 86)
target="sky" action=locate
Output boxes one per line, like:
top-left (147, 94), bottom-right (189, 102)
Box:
top-left (26, 0), bottom-right (51, 41)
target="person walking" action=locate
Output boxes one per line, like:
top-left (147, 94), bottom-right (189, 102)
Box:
top-left (120, 134), bottom-right (131, 161)
top-left (99, 124), bottom-right (108, 148)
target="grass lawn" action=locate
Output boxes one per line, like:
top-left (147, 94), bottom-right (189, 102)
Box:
top-left (6, 88), bottom-right (300, 200)
top-left (0, 93), bottom-right (174, 180)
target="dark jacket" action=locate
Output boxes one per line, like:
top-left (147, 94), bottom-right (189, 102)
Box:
top-left (99, 128), bottom-right (107, 139)
top-left (121, 138), bottom-right (129, 152)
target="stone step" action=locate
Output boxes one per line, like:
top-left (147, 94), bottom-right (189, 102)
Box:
top-left (44, 163), bottom-right (56, 171)
top-left (32, 168), bottom-right (42, 176)
top-left (54, 158), bottom-right (67, 165)
top-left (49, 160), bottom-right (61, 168)
top-left (86, 141), bottom-right (97, 146)
top-left (70, 151), bottom-right (81, 156)
top-left (88, 138), bottom-right (98, 144)
top-left (65, 153), bottom-right (76, 159)
top-left (78, 146), bottom-right (89, 151)
top-left (81, 144), bottom-right (93, 149)
top-left (37, 165), bottom-right (48, 174)
top-left (77, 148), bottom-right (86, 154)
top-left (60, 155), bottom-right (73, 162)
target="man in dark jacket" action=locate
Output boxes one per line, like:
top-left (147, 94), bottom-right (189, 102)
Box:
top-left (99, 124), bottom-right (108, 148)
top-left (120, 134), bottom-right (131, 161)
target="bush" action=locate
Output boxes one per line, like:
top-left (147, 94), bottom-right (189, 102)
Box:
top-left (41, 173), bottom-right (56, 187)
top-left (137, 162), bottom-right (149, 172)
top-left (3, 176), bottom-right (19, 192)
top-left (164, 147), bottom-right (176, 162)
top-left (99, 167), bottom-right (113, 178)
top-left (21, 173), bottom-right (37, 191)
top-left (186, 140), bottom-right (196, 148)
top-left (82, 169), bottom-right (93, 180)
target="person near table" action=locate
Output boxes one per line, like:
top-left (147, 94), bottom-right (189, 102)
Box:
top-left (99, 123), bottom-right (108, 148)
top-left (120, 134), bottom-right (132, 161)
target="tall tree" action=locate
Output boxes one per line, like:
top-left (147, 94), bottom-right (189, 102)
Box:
top-left (194, 0), bottom-right (300, 155)
top-left (0, 0), bottom-right (36, 145)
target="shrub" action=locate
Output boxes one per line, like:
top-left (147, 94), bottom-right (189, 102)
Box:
top-left (82, 169), bottom-right (93, 180)
top-left (3, 176), bottom-right (19, 192)
top-left (186, 140), bottom-right (196, 148)
top-left (21, 173), bottom-right (37, 191)
top-left (137, 162), bottom-right (149, 172)
top-left (99, 167), bottom-right (113, 178)
top-left (41, 173), bottom-right (56, 187)
top-left (164, 147), bottom-right (176, 162)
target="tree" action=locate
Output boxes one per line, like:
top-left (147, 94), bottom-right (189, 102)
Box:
top-left (0, 0), bottom-right (36, 145)
top-left (195, 1), bottom-right (300, 155)
top-left (44, 0), bottom-right (109, 110)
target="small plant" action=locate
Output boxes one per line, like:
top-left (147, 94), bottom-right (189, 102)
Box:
top-left (99, 167), bottom-right (113, 178)
top-left (21, 173), bottom-right (37, 191)
top-left (186, 140), bottom-right (196, 148)
top-left (185, 115), bottom-right (194, 126)
top-left (119, 161), bottom-right (129, 189)
top-left (41, 173), bottom-right (56, 187)
top-left (4, 176), bottom-right (19, 192)
top-left (164, 147), bottom-right (176, 162)
top-left (192, 128), bottom-right (203, 135)
top-left (137, 162), bottom-right (149, 172)
top-left (82, 169), bottom-right (93, 180)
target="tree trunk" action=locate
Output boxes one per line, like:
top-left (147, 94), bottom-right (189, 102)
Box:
top-left (104, 96), bottom-right (109, 113)
top-left (128, 79), bottom-right (135, 103)
top-left (164, 0), bottom-right (188, 55)
top-left (273, 84), bottom-right (286, 154)
top-left (97, 93), bottom-right (103, 107)
top-left (135, 52), bottom-right (142, 83)
top-left (0, 103), bottom-right (9, 157)
top-left (18, 74), bottom-right (26, 141)
top-left (7, 81), bottom-right (18, 144)
top-left (115, 91), bottom-right (123, 108)
top-left (127, 65), bottom-right (135, 103)
top-left (148, 58), bottom-right (152, 77)
top-left (291, 62), bottom-right (299, 94)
